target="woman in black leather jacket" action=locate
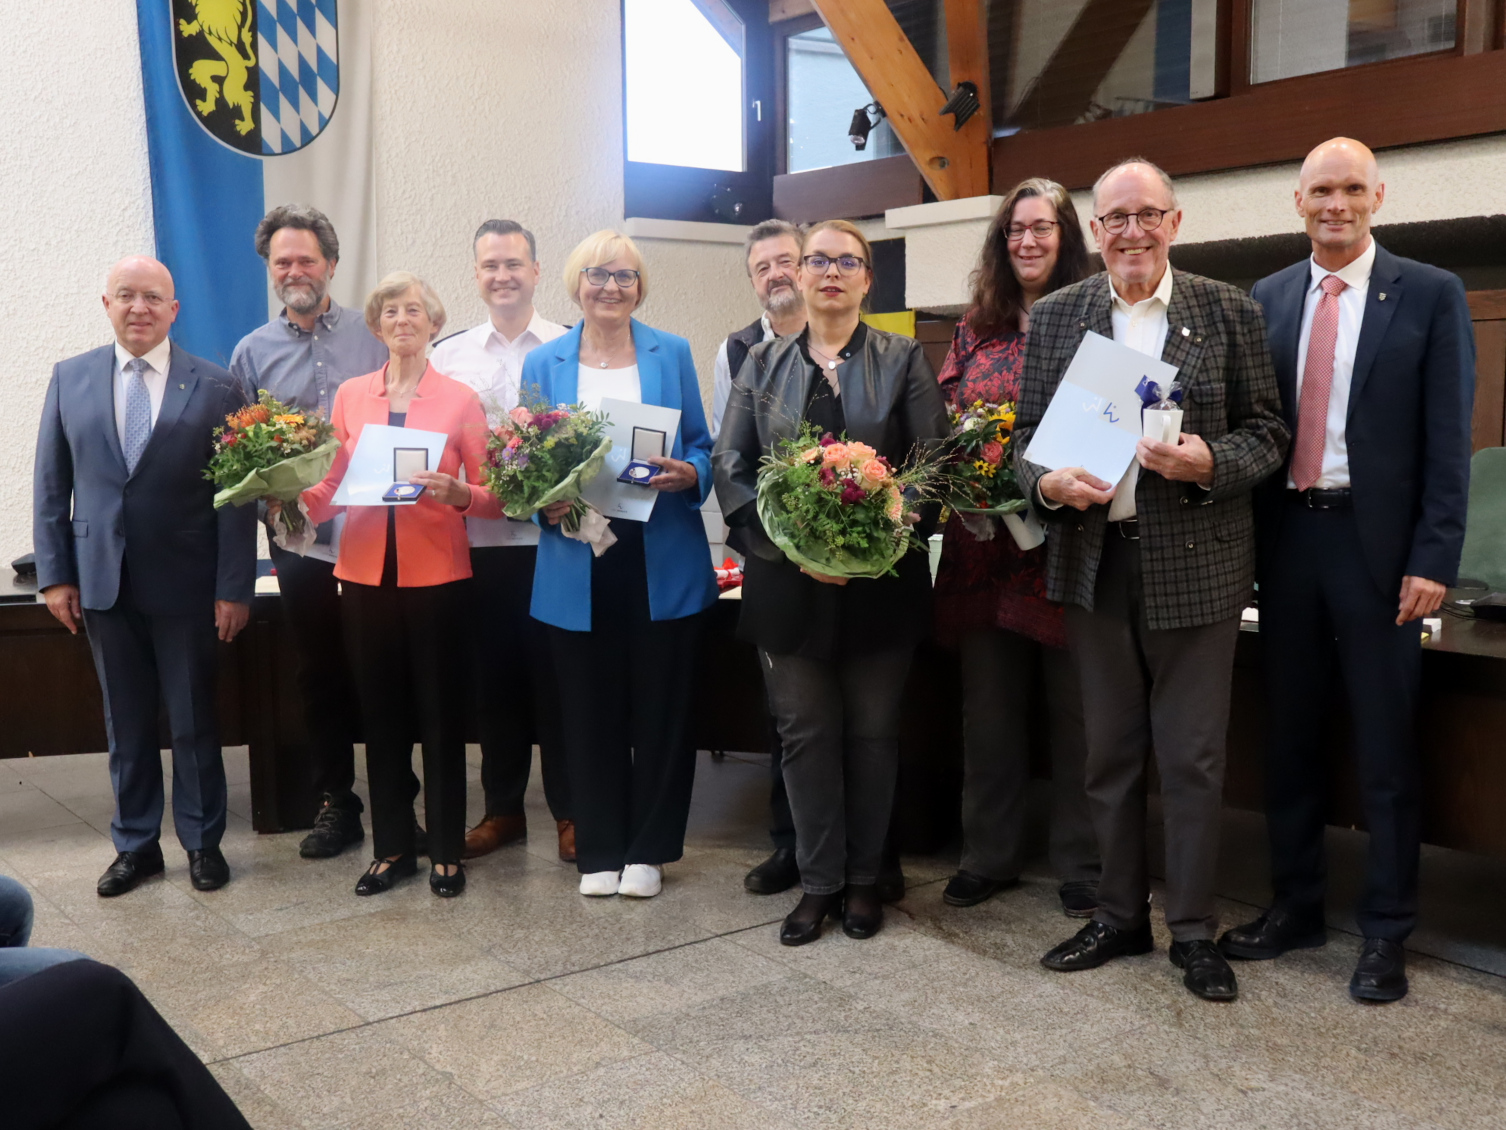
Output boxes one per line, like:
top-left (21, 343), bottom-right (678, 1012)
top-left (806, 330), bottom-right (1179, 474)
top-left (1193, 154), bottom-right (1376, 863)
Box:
top-left (713, 219), bottom-right (949, 946)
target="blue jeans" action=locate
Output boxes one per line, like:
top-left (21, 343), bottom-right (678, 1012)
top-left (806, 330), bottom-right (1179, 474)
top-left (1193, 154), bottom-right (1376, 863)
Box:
top-left (0, 875), bottom-right (85, 988)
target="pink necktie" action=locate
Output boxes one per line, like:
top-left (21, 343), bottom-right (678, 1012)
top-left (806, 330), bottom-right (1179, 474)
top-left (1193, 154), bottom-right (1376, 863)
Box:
top-left (1291, 274), bottom-right (1347, 492)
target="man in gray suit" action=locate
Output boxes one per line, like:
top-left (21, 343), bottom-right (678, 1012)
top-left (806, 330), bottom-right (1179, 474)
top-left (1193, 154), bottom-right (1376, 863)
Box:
top-left (1014, 160), bottom-right (1288, 1002)
top-left (33, 256), bottom-right (256, 897)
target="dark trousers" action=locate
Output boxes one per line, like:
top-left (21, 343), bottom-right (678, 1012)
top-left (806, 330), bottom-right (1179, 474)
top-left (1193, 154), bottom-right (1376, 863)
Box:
top-left (760, 646), bottom-right (914, 895)
top-left (268, 542), bottom-right (366, 807)
top-left (1260, 501), bottom-right (1423, 942)
top-left (343, 579), bottom-right (471, 865)
top-left (471, 546), bottom-right (570, 820)
top-left (1065, 534), bottom-right (1240, 942)
top-left (82, 566), bottom-right (225, 854)
top-left (0, 959), bottom-right (252, 1130)
top-left (764, 698), bottom-right (796, 851)
top-left (958, 628), bottom-right (1100, 886)
top-left (545, 523), bottom-right (704, 874)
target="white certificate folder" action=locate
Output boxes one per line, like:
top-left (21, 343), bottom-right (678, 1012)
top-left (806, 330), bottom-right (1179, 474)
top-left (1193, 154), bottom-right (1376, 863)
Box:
top-left (1022, 331), bottom-right (1179, 485)
top-left (583, 398), bottom-right (682, 522)
top-left (331, 424), bottom-right (449, 507)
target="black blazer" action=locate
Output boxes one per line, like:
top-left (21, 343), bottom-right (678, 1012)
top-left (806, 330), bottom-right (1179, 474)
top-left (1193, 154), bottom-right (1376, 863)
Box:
top-left (1250, 245), bottom-right (1475, 592)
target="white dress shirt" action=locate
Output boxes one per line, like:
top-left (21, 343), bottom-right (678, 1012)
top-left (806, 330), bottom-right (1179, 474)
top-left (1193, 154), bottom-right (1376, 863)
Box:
top-left (1106, 267), bottom-right (1174, 521)
top-left (1286, 239), bottom-right (1376, 490)
top-left (711, 311), bottom-right (774, 439)
top-left (113, 339), bottom-right (172, 452)
top-left (577, 364), bottom-right (642, 410)
top-left (430, 309), bottom-right (565, 548)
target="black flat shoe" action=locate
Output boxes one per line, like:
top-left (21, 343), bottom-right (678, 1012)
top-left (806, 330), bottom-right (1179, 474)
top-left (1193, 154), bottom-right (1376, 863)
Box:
top-left (1350, 938), bottom-right (1408, 1003)
top-left (430, 864), bottom-right (466, 898)
top-left (1218, 905), bottom-right (1326, 960)
top-left (300, 793), bottom-right (365, 859)
top-left (1058, 881), bottom-right (1099, 919)
top-left (779, 892), bottom-right (842, 947)
top-left (1041, 919), bottom-right (1155, 971)
top-left (187, 847), bottom-right (230, 891)
top-left (97, 849), bottom-right (165, 898)
top-left (942, 870), bottom-right (1017, 908)
top-left (1170, 939), bottom-right (1239, 1001)
top-left (744, 847), bottom-right (800, 895)
top-left (842, 884), bottom-right (884, 939)
top-left (354, 854), bottom-right (418, 896)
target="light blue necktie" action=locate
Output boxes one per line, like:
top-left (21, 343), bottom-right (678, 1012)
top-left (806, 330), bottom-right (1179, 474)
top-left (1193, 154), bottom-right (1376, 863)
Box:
top-left (122, 357), bottom-right (152, 473)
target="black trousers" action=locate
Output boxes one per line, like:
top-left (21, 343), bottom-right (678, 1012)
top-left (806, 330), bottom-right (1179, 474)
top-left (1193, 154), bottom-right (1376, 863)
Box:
top-left (343, 578), bottom-right (471, 865)
top-left (1260, 501), bottom-right (1423, 942)
top-left (0, 960), bottom-right (251, 1130)
top-left (268, 542), bottom-right (369, 806)
top-left (764, 696), bottom-right (796, 851)
top-left (545, 522), bottom-right (704, 874)
top-left (471, 546), bottom-right (571, 820)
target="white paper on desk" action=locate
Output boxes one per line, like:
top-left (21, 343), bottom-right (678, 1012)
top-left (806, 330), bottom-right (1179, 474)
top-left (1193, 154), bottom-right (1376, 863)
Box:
top-left (582, 398), bottom-right (682, 522)
top-left (331, 424), bottom-right (448, 506)
top-left (1023, 331), bottom-right (1179, 485)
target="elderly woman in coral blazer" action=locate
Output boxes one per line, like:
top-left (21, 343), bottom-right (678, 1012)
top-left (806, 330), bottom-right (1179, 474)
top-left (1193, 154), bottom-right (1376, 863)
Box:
top-left (299, 271), bottom-right (500, 899)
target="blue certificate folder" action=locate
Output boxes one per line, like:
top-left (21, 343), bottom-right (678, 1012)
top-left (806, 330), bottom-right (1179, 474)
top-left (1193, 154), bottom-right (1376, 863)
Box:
top-left (1022, 331), bottom-right (1180, 485)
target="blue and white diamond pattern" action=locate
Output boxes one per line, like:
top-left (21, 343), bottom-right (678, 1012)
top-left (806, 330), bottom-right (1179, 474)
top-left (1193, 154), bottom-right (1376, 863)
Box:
top-left (257, 0), bottom-right (338, 155)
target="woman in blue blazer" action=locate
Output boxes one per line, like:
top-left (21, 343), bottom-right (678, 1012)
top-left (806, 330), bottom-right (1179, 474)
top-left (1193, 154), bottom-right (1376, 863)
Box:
top-left (522, 230), bottom-right (718, 900)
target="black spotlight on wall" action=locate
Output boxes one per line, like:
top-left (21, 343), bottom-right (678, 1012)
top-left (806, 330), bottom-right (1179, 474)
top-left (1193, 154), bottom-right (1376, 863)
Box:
top-left (848, 102), bottom-right (885, 150)
top-left (939, 81), bottom-right (980, 130)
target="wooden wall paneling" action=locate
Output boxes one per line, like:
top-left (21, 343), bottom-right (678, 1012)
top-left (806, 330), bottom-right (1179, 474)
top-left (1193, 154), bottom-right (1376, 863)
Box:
top-left (1471, 318), bottom-right (1506, 451)
top-left (773, 154), bottom-right (925, 221)
top-left (1227, 0), bottom-right (1251, 95)
top-left (1467, 289), bottom-right (1506, 319)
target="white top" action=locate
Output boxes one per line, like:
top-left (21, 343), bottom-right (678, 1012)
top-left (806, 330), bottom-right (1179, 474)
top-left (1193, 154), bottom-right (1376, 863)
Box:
top-left (1286, 239), bottom-right (1376, 490)
top-left (113, 339), bottom-right (172, 452)
top-left (430, 309), bottom-right (565, 549)
top-left (711, 311), bottom-right (774, 439)
top-left (1106, 267), bottom-right (1174, 521)
top-left (577, 363), bottom-right (642, 411)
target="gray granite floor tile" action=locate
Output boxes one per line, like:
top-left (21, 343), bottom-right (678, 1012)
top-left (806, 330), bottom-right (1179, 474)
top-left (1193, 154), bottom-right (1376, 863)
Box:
top-left (207, 1062), bottom-right (306, 1130)
top-left (0, 786), bottom-right (85, 834)
top-left (943, 1079), bottom-right (1154, 1128)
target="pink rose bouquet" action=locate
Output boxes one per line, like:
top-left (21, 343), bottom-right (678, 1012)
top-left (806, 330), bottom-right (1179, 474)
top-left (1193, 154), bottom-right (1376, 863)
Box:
top-left (483, 395), bottom-right (611, 534)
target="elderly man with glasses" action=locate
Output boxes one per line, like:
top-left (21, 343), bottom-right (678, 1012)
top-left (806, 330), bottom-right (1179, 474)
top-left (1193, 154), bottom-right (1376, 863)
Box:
top-left (1013, 159), bottom-right (1289, 1002)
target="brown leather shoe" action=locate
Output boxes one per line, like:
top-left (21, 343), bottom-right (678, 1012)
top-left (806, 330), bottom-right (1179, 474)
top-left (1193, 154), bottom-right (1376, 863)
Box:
top-left (556, 819), bottom-right (577, 862)
top-left (461, 814), bottom-right (527, 859)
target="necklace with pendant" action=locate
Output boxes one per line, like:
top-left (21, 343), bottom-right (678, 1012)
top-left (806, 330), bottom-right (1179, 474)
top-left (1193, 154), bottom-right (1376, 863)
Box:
top-left (809, 345), bottom-right (840, 371)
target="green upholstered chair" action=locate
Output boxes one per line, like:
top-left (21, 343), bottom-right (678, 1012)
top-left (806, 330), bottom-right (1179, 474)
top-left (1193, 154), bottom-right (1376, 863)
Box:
top-left (1458, 446), bottom-right (1506, 590)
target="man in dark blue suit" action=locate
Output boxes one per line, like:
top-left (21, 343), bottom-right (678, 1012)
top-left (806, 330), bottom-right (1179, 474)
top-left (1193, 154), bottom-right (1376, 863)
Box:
top-left (1222, 139), bottom-right (1474, 1002)
top-left (33, 256), bottom-right (257, 897)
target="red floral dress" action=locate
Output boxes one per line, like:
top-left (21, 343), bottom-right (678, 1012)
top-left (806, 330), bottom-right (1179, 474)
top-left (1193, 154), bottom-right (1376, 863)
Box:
top-left (932, 319), bottom-right (1067, 650)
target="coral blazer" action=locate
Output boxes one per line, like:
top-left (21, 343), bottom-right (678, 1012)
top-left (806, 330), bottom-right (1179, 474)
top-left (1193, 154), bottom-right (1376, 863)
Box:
top-left (303, 362), bottom-right (501, 587)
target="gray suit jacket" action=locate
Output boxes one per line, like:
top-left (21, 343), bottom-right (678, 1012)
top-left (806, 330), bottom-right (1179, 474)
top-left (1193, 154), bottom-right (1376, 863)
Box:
top-left (1013, 270), bottom-right (1289, 630)
top-left (33, 343), bottom-right (256, 613)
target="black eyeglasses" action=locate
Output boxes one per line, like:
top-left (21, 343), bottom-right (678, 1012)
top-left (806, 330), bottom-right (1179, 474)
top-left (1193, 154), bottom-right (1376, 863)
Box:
top-left (582, 267), bottom-right (640, 288)
top-left (1095, 208), bottom-right (1172, 235)
top-left (801, 254), bottom-right (868, 275)
top-left (1006, 221), bottom-right (1060, 242)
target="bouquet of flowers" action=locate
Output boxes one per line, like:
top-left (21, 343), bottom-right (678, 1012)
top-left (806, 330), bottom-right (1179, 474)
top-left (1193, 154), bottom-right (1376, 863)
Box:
top-left (206, 390), bottom-right (339, 553)
top-left (483, 397), bottom-right (614, 551)
top-left (939, 399), bottom-right (1043, 549)
top-left (755, 424), bottom-right (935, 579)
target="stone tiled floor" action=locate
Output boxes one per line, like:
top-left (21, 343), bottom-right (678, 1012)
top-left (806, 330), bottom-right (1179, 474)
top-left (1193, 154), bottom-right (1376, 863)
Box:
top-left (2, 746), bottom-right (1504, 1129)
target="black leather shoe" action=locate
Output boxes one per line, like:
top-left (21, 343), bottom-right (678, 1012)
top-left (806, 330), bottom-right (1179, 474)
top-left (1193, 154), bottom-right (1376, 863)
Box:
top-left (842, 883), bottom-right (884, 939)
top-left (1170, 940), bottom-right (1239, 1001)
top-left (875, 867), bottom-right (906, 904)
top-left (744, 847), bottom-right (800, 895)
top-left (779, 892), bottom-right (842, 947)
top-left (1350, 938), bottom-right (1408, 1003)
top-left (187, 847), bottom-right (230, 891)
top-left (430, 864), bottom-right (466, 898)
top-left (354, 854), bottom-right (418, 896)
top-left (97, 849), bottom-right (165, 897)
top-left (1041, 919), bottom-right (1155, 971)
top-left (942, 870), bottom-right (1017, 907)
top-left (299, 794), bottom-right (365, 859)
top-left (1218, 905), bottom-right (1326, 960)
top-left (1058, 881), bottom-right (1099, 919)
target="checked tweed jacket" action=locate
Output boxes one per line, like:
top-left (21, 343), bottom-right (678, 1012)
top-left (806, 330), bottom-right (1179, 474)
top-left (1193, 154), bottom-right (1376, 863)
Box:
top-left (1013, 270), bottom-right (1289, 630)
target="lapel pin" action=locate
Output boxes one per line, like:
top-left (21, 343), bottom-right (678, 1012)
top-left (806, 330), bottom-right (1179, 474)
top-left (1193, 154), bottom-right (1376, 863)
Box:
top-left (1181, 326), bottom-right (1191, 337)
top-left (1378, 293), bottom-right (1387, 301)
top-left (178, 383), bottom-right (185, 389)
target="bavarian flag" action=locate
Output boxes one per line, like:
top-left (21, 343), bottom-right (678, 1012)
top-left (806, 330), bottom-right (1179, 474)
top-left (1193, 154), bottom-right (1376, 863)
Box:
top-left (136, 1), bottom-right (376, 365)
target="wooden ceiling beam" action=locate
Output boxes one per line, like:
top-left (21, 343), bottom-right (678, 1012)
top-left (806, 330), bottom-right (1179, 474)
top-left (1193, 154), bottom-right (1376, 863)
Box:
top-left (944, 0), bottom-right (992, 141)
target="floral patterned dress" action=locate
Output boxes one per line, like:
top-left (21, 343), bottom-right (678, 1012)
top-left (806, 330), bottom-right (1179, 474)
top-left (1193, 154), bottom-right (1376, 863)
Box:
top-left (932, 318), bottom-right (1067, 651)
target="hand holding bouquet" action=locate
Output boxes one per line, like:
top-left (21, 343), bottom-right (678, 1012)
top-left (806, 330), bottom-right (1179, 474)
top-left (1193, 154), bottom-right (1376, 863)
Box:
top-left (940, 400), bottom-right (1043, 549)
top-left (206, 390), bottom-right (339, 553)
top-left (756, 424), bottom-right (936, 580)
top-left (483, 397), bottom-right (615, 552)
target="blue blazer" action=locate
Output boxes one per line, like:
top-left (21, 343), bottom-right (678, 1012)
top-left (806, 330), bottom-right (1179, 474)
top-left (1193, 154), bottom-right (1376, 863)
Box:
top-left (33, 344), bottom-right (257, 613)
top-left (522, 320), bottom-right (718, 632)
top-left (1251, 245), bottom-right (1475, 591)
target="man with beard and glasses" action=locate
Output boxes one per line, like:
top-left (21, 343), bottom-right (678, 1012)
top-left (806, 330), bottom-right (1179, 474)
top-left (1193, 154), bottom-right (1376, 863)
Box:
top-left (230, 204), bottom-right (398, 860)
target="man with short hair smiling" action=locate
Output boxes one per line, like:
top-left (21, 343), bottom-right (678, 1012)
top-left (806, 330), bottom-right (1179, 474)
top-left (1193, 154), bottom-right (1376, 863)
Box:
top-left (430, 220), bottom-right (574, 863)
top-left (1014, 159), bottom-right (1288, 1002)
top-left (1221, 139), bottom-right (1474, 1003)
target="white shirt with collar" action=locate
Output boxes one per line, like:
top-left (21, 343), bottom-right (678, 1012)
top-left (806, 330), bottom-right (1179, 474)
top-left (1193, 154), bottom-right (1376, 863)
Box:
top-left (711, 311), bottom-right (774, 439)
top-left (1286, 238), bottom-right (1376, 490)
top-left (429, 308), bottom-right (566, 549)
top-left (113, 339), bottom-right (172, 453)
top-left (1106, 266), bottom-right (1174, 522)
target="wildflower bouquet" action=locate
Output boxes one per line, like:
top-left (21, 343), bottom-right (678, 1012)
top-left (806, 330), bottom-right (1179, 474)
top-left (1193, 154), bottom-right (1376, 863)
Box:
top-left (941, 400), bottom-right (1027, 515)
top-left (756, 424), bottom-right (934, 579)
top-left (483, 397), bottom-right (612, 539)
top-left (206, 390), bottom-right (338, 552)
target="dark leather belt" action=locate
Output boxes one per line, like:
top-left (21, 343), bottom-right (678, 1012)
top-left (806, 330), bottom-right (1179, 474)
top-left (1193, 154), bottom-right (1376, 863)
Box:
top-left (1113, 518), bottom-right (1140, 540)
top-left (1290, 487), bottom-right (1352, 509)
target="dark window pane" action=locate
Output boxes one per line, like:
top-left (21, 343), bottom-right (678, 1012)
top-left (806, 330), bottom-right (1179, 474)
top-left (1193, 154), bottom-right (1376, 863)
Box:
top-left (1251, 0), bottom-right (1456, 84)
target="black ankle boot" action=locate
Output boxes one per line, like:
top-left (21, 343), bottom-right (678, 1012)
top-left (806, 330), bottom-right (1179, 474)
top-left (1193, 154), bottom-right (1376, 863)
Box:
top-left (779, 892), bottom-right (842, 947)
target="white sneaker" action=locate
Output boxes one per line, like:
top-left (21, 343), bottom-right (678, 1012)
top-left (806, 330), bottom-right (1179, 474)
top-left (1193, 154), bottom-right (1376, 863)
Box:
top-left (579, 870), bottom-right (620, 896)
top-left (618, 863), bottom-right (662, 898)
